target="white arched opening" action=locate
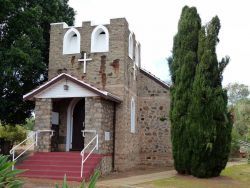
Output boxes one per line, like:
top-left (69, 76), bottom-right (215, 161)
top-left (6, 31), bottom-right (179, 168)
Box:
top-left (91, 25), bottom-right (109, 52)
top-left (135, 42), bottom-right (140, 67)
top-left (66, 98), bottom-right (81, 151)
top-left (63, 28), bottom-right (81, 55)
top-left (130, 97), bottom-right (136, 133)
top-left (128, 32), bottom-right (133, 59)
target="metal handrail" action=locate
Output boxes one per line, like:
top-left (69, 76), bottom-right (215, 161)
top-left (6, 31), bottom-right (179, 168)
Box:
top-left (9, 129), bottom-right (54, 170)
top-left (80, 134), bottom-right (98, 178)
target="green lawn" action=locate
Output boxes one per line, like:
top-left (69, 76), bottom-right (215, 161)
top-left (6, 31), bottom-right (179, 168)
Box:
top-left (138, 164), bottom-right (250, 188)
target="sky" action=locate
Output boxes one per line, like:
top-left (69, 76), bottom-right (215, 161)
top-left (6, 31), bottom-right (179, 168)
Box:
top-left (68, 0), bottom-right (250, 86)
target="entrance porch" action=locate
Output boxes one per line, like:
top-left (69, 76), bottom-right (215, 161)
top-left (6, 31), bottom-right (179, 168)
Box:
top-left (34, 96), bottom-right (116, 154)
top-left (21, 73), bottom-right (121, 177)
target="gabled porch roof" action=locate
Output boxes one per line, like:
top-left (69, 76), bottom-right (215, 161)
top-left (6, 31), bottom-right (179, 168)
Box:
top-left (23, 73), bottom-right (122, 103)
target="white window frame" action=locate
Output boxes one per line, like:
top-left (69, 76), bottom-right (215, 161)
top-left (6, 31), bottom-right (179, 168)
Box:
top-left (63, 28), bottom-right (81, 55)
top-left (130, 97), bottom-right (136, 133)
top-left (128, 32), bottom-right (133, 59)
top-left (91, 25), bottom-right (109, 52)
top-left (135, 42), bottom-right (140, 67)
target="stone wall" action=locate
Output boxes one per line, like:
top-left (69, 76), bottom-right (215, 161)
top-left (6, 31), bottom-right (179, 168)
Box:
top-left (98, 155), bottom-right (113, 176)
top-left (85, 97), bottom-right (114, 155)
top-left (137, 71), bottom-right (173, 166)
top-left (85, 97), bottom-right (114, 174)
top-left (34, 98), bottom-right (52, 152)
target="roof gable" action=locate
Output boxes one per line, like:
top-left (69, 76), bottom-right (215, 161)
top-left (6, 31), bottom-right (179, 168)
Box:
top-left (23, 73), bottom-right (121, 103)
top-left (36, 79), bottom-right (98, 99)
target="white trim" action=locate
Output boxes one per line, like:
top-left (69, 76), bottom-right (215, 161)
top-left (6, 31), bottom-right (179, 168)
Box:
top-left (35, 79), bottom-right (98, 98)
top-left (66, 98), bottom-right (81, 151)
top-left (130, 97), bottom-right (136, 133)
top-left (63, 28), bottom-right (81, 54)
top-left (23, 73), bottom-right (122, 102)
top-left (91, 25), bottom-right (109, 52)
top-left (135, 42), bottom-right (140, 67)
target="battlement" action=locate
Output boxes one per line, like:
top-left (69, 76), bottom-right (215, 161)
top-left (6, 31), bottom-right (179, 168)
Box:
top-left (49, 18), bottom-right (140, 57)
top-left (48, 18), bottom-right (141, 97)
top-left (50, 17), bottom-right (127, 27)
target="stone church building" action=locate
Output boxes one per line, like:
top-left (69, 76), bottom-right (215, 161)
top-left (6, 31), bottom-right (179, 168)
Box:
top-left (24, 18), bottom-right (172, 174)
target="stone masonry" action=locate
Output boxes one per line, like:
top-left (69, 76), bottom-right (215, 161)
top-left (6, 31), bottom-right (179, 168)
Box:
top-left (85, 97), bottom-right (114, 155)
top-left (34, 98), bottom-right (53, 152)
top-left (138, 70), bottom-right (173, 166)
top-left (85, 97), bottom-right (114, 174)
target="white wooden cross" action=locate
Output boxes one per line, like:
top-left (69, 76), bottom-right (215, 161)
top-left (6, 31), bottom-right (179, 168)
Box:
top-left (78, 51), bottom-right (92, 74)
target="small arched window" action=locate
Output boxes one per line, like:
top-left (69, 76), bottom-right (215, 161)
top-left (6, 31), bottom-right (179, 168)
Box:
top-left (131, 97), bottom-right (136, 133)
top-left (128, 32), bottom-right (133, 59)
top-left (91, 25), bottom-right (109, 52)
top-left (135, 42), bottom-right (140, 67)
top-left (63, 28), bottom-right (81, 54)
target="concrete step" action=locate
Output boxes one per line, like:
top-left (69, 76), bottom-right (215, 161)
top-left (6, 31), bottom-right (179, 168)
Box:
top-left (16, 152), bottom-right (102, 181)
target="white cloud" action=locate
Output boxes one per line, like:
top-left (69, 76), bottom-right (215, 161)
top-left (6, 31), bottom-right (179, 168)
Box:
top-left (69, 0), bottom-right (250, 86)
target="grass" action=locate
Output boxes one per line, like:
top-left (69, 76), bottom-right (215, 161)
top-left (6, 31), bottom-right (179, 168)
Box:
top-left (138, 164), bottom-right (250, 188)
top-left (221, 164), bottom-right (250, 182)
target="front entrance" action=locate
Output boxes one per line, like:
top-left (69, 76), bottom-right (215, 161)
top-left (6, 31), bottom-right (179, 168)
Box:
top-left (71, 99), bottom-right (85, 151)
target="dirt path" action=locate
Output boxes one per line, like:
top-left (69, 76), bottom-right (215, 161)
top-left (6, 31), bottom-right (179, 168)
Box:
top-left (97, 170), bottom-right (176, 187)
top-left (96, 161), bottom-right (248, 188)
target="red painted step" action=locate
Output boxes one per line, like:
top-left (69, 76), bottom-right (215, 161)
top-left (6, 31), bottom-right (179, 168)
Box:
top-left (16, 152), bottom-right (102, 181)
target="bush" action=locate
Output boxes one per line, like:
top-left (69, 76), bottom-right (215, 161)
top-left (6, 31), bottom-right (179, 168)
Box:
top-left (0, 125), bottom-right (27, 155)
top-left (230, 127), bottom-right (241, 156)
top-left (0, 155), bottom-right (24, 187)
top-left (23, 118), bottom-right (35, 131)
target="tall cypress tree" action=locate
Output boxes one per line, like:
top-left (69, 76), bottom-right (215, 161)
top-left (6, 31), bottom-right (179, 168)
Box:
top-left (169, 6), bottom-right (201, 174)
top-left (170, 7), bottom-right (232, 177)
top-left (189, 16), bottom-right (232, 177)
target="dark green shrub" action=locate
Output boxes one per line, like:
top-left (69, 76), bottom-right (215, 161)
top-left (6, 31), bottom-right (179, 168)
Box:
top-left (230, 127), bottom-right (241, 156)
top-left (0, 125), bottom-right (27, 155)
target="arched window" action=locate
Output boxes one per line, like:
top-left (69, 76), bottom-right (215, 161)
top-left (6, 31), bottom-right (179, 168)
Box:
top-left (91, 25), bottom-right (109, 52)
top-left (131, 97), bottom-right (136, 133)
top-left (135, 42), bottom-right (140, 67)
top-left (63, 28), bottom-right (81, 54)
top-left (128, 32), bottom-right (133, 59)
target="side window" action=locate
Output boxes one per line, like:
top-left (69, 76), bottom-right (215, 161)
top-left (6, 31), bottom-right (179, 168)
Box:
top-left (63, 28), bottom-right (81, 54)
top-left (135, 42), bottom-right (140, 67)
top-left (91, 25), bottom-right (109, 52)
top-left (131, 97), bottom-right (136, 133)
top-left (128, 32), bottom-right (133, 59)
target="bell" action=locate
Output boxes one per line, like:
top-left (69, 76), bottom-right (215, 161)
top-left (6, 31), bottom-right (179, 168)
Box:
top-left (63, 84), bottom-right (69, 91)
